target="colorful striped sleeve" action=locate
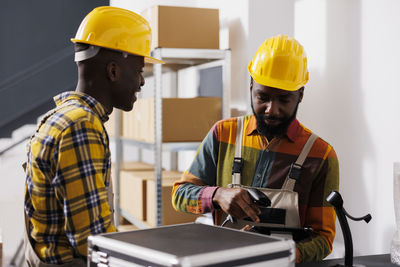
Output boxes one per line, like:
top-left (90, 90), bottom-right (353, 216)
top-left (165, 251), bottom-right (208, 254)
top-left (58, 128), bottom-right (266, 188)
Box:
top-left (297, 146), bottom-right (339, 262)
top-left (172, 123), bottom-right (220, 214)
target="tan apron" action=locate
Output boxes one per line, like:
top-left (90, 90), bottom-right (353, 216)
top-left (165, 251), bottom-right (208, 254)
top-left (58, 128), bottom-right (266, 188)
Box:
top-left (224, 116), bottom-right (317, 229)
top-left (23, 103), bottom-right (114, 266)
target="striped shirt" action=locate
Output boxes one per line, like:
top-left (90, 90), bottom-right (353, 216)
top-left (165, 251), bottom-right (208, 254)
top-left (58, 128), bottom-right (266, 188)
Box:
top-left (24, 91), bottom-right (116, 264)
top-left (172, 114), bottom-right (339, 262)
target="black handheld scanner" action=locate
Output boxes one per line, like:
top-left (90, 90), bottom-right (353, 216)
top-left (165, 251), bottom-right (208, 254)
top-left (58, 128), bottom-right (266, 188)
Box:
top-left (247, 188), bottom-right (271, 207)
top-left (244, 189), bottom-right (287, 225)
top-left (221, 188), bottom-right (271, 227)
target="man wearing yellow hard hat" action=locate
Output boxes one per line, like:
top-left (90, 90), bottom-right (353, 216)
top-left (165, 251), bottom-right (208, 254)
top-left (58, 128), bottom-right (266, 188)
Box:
top-left (23, 6), bottom-right (163, 266)
top-left (173, 35), bottom-right (339, 263)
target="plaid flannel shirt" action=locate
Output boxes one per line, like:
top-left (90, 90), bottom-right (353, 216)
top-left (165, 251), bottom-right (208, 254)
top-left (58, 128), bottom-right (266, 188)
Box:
top-left (172, 115), bottom-right (339, 262)
top-left (24, 91), bottom-right (116, 264)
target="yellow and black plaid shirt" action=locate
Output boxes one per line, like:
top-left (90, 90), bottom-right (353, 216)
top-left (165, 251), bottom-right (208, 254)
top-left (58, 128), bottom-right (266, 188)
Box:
top-left (24, 91), bottom-right (116, 264)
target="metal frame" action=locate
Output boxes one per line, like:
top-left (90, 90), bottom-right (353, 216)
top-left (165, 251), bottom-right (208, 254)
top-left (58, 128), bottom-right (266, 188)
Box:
top-left (114, 48), bottom-right (231, 228)
top-left (113, 109), bottom-right (122, 227)
top-left (153, 48), bottom-right (163, 227)
top-left (118, 138), bottom-right (201, 152)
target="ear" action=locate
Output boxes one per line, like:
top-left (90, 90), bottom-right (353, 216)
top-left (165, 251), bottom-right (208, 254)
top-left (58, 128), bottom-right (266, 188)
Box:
top-left (106, 61), bottom-right (120, 82)
top-left (250, 77), bottom-right (253, 92)
top-left (298, 87), bottom-right (304, 103)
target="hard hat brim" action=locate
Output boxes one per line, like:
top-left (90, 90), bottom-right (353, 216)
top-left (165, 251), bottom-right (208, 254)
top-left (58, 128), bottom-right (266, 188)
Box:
top-left (71, 38), bottom-right (165, 64)
top-left (249, 71), bottom-right (307, 91)
top-left (145, 56), bottom-right (165, 64)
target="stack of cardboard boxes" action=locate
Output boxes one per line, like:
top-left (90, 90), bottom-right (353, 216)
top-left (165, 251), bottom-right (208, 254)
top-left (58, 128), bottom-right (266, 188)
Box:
top-left (104, 5), bottom-right (221, 228)
top-left (122, 97), bottom-right (221, 143)
top-left (104, 109), bottom-right (121, 137)
top-left (119, 162), bottom-right (199, 227)
top-left (104, 5), bottom-right (221, 142)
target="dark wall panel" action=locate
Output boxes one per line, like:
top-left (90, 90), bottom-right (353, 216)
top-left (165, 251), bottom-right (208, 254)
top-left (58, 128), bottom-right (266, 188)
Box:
top-left (0, 0), bottom-right (108, 137)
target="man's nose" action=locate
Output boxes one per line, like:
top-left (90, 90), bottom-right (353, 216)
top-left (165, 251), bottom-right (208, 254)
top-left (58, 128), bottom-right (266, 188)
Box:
top-left (140, 74), bottom-right (145, 87)
top-left (265, 100), bottom-right (280, 116)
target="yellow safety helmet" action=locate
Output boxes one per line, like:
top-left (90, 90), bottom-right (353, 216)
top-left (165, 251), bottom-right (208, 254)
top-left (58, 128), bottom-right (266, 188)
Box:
top-left (71, 6), bottom-right (164, 64)
top-left (248, 35), bottom-right (308, 91)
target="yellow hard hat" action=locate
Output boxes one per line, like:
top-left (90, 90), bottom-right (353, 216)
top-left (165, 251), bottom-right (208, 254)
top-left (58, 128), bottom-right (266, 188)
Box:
top-left (71, 6), bottom-right (164, 64)
top-left (248, 35), bottom-right (308, 91)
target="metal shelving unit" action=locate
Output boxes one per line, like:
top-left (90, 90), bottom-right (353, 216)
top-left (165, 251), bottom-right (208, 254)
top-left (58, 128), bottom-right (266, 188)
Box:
top-left (120, 138), bottom-right (202, 152)
top-left (113, 48), bottom-right (231, 228)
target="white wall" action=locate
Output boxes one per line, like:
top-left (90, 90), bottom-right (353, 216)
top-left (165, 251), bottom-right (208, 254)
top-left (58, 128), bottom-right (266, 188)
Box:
top-left (0, 132), bottom-right (32, 264)
top-left (295, 0), bottom-right (400, 257)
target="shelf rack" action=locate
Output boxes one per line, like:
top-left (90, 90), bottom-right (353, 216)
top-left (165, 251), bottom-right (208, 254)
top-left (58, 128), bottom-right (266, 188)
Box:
top-left (113, 47), bottom-right (231, 228)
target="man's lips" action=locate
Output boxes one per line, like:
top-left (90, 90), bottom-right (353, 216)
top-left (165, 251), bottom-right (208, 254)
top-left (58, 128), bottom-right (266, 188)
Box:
top-left (132, 88), bottom-right (141, 97)
top-left (131, 89), bottom-right (141, 103)
top-left (264, 117), bottom-right (282, 125)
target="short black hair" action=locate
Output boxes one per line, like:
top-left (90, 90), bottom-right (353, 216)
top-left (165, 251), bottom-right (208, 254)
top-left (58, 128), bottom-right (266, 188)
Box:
top-left (74, 42), bottom-right (91, 53)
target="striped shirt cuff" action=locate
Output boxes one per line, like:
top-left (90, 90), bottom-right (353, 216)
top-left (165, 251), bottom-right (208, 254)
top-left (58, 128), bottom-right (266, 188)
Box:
top-left (199, 186), bottom-right (219, 212)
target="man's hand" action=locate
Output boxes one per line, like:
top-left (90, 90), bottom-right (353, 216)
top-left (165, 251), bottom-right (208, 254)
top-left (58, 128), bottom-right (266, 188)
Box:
top-left (213, 187), bottom-right (260, 222)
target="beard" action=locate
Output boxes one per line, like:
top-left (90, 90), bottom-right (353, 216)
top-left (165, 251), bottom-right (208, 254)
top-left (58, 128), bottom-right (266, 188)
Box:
top-left (251, 99), bottom-right (299, 138)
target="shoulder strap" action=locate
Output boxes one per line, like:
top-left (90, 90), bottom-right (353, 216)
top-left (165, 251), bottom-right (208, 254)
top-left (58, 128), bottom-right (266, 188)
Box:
top-left (282, 133), bottom-right (318, 191)
top-left (232, 116), bottom-right (244, 185)
top-left (231, 117), bottom-right (318, 191)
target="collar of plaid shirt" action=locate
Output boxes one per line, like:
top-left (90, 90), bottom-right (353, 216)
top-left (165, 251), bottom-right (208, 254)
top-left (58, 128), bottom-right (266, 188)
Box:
top-left (53, 91), bottom-right (109, 123)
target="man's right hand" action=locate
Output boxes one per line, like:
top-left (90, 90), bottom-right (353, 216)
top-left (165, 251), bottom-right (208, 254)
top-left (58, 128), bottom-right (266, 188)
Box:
top-left (212, 187), bottom-right (261, 222)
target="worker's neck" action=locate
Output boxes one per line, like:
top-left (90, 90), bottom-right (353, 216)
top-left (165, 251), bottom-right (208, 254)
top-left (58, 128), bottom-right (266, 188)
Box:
top-left (75, 80), bottom-right (112, 115)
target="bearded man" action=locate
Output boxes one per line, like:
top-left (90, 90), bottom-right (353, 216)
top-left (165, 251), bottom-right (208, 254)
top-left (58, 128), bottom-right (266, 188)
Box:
top-left (172, 35), bottom-right (339, 263)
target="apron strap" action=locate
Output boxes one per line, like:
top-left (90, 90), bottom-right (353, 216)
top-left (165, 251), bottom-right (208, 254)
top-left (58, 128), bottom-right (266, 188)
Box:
top-left (232, 116), bottom-right (244, 185)
top-left (282, 133), bottom-right (318, 191)
top-left (231, 116), bottom-right (319, 192)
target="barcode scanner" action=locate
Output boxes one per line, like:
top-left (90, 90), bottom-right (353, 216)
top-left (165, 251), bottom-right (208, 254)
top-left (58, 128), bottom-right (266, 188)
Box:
top-left (247, 188), bottom-right (271, 207)
top-left (221, 188), bottom-right (271, 227)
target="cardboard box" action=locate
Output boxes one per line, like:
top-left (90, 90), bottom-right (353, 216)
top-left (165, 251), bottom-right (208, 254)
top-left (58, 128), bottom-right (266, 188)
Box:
top-left (120, 161), bottom-right (155, 171)
top-left (119, 163), bottom-right (155, 221)
top-left (123, 97), bottom-right (221, 143)
top-left (122, 98), bottom-right (150, 143)
top-left (117, 224), bottom-right (139, 232)
top-left (112, 161), bottom-right (154, 206)
top-left (111, 161), bottom-right (155, 176)
top-left (142, 5), bottom-right (219, 50)
top-left (146, 175), bottom-right (199, 227)
top-left (120, 170), bottom-right (148, 221)
top-left (120, 170), bottom-right (184, 223)
top-left (104, 109), bottom-right (122, 137)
